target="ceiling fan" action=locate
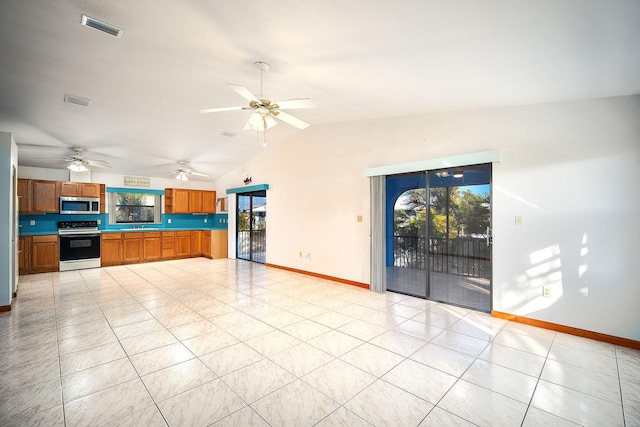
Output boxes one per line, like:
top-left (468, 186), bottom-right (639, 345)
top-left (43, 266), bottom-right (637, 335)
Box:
top-left (166, 161), bottom-right (209, 181)
top-left (200, 61), bottom-right (315, 131)
top-left (64, 147), bottom-right (111, 172)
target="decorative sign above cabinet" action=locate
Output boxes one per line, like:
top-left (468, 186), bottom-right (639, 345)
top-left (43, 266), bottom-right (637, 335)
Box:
top-left (124, 176), bottom-right (150, 187)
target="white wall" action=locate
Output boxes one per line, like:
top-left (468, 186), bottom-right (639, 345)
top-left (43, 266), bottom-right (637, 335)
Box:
top-left (92, 172), bottom-right (216, 191)
top-left (214, 95), bottom-right (640, 341)
top-left (18, 165), bottom-right (69, 181)
top-left (0, 132), bottom-right (18, 307)
top-left (16, 168), bottom-right (216, 192)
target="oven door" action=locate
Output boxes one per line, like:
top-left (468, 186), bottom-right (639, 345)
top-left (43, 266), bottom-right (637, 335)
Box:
top-left (59, 233), bottom-right (101, 261)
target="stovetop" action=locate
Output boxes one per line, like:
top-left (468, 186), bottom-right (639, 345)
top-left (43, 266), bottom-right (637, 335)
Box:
top-left (57, 220), bottom-right (99, 230)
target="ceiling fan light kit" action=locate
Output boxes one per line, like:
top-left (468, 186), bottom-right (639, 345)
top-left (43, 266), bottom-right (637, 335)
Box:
top-left (60, 147), bottom-right (112, 171)
top-left (200, 61), bottom-right (315, 144)
top-left (167, 161), bottom-right (209, 181)
top-left (68, 160), bottom-right (88, 172)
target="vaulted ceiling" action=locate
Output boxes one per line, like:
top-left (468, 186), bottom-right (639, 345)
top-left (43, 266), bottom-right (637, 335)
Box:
top-left (1, 0), bottom-right (638, 180)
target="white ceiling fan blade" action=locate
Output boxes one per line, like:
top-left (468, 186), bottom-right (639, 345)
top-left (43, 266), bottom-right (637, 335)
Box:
top-left (86, 160), bottom-right (112, 169)
top-left (199, 106), bottom-right (245, 113)
top-left (229, 84), bottom-right (260, 103)
top-left (276, 111), bottom-right (310, 129)
top-left (190, 171), bottom-right (209, 177)
top-left (274, 98), bottom-right (316, 110)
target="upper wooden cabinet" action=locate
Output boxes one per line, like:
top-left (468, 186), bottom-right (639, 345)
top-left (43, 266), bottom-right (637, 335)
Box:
top-left (189, 190), bottom-right (203, 213)
top-left (203, 191), bottom-right (216, 213)
top-left (17, 179), bottom-right (33, 213)
top-left (32, 180), bottom-right (60, 213)
top-left (60, 182), bottom-right (101, 198)
top-left (18, 179), bottom-right (105, 214)
top-left (19, 179), bottom-right (60, 213)
top-left (165, 188), bottom-right (216, 214)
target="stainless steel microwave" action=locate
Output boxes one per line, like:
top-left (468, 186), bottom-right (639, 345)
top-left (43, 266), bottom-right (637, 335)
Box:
top-left (60, 197), bottom-right (100, 214)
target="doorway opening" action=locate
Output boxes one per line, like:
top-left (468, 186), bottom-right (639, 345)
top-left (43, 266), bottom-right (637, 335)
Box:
top-left (386, 163), bottom-right (492, 312)
top-left (236, 190), bottom-right (267, 263)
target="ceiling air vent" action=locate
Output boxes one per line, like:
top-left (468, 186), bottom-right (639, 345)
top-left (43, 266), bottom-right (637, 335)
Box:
top-left (81, 15), bottom-right (123, 38)
top-left (64, 94), bottom-right (91, 107)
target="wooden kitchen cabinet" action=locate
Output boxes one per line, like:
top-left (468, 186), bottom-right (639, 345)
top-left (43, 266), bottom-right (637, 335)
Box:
top-left (161, 232), bottom-right (175, 259)
top-left (202, 191), bottom-right (216, 213)
top-left (165, 188), bottom-right (190, 214)
top-left (191, 230), bottom-right (202, 256)
top-left (143, 232), bottom-right (162, 261)
top-left (165, 188), bottom-right (216, 214)
top-left (31, 235), bottom-right (59, 272)
top-left (32, 180), bottom-right (60, 213)
top-left (189, 190), bottom-right (203, 213)
top-left (101, 233), bottom-right (123, 266)
top-left (18, 236), bottom-right (31, 273)
top-left (211, 230), bottom-right (228, 259)
top-left (17, 179), bottom-right (33, 213)
top-left (202, 231), bottom-right (211, 258)
top-left (175, 231), bottom-right (191, 258)
top-left (18, 179), bottom-right (60, 213)
top-left (122, 232), bottom-right (143, 263)
top-left (60, 182), bottom-right (101, 198)
top-left (99, 184), bottom-right (106, 213)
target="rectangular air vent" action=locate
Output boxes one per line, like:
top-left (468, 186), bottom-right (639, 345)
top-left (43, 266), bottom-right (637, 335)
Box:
top-left (81, 15), bottom-right (123, 38)
top-left (64, 94), bottom-right (91, 107)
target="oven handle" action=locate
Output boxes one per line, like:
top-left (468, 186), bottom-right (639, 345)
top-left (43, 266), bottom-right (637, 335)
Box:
top-left (59, 232), bottom-right (101, 237)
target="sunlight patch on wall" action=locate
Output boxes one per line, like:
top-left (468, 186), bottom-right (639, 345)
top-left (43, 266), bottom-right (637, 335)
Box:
top-left (502, 243), bottom-right (564, 315)
top-left (494, 186), bottom-right (544, 211)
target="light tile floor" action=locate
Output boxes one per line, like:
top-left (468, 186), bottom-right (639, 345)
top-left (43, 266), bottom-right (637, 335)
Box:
top-left (1, 258), bottom-right (638, 426)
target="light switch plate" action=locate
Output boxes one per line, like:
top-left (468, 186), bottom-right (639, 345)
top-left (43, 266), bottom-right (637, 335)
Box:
top-left (515, 215), bottom-right (523, 226)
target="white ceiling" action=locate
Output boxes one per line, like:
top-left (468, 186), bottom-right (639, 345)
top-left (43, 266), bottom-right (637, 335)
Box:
top-left (1, 0), bottom-right (638, 181)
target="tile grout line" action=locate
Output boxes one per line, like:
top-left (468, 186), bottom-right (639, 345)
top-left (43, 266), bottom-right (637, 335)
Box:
top-left (614, 346), bottom-right (627, 427)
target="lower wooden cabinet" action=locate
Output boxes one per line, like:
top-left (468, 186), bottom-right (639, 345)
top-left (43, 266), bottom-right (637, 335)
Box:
top-left (101, 233), bottom-right (123, 266)
top-left (175, 231), bottom-right (191, 259)
top-left (202, 231), bottom-right (211, 258)
top-left (99, 230), bottom-right (226, 267)
top-left (122, 233), bottom-right (143, 264)
top-left (191, 230), bottom-right (202, 257)
top-left (19, 235), bottom-right (59, 274)
top-left (18, 236), bottom-right (30, 272)
top-left (143, 232), bottom-right (161, 261)
top-left (162, 232), bottom-right (175, 259)
top-left (211, 230), bottom-right (228, 259)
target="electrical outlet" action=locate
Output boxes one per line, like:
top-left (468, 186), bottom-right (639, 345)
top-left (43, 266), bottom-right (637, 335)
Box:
top-left (30, 220), bottom-right (35, 226)
top-left (299, 251), bottom-right (302, 257)
top-left (515, 215), bottom-right (523, 226)
top-left (204, 218), bottom-right (208, 223)
top-left (97, 219), bottom-right (101, 225)
top-left (357, 215), bottom-right (363, 222)
top-left (168, 218), bottom-right (172, 224)
top-left (543, 286), bottom-right (553, 297)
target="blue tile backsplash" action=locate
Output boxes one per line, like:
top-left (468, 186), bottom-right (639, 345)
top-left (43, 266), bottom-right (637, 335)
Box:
top-left (19, 213), bottom-right (228, 235)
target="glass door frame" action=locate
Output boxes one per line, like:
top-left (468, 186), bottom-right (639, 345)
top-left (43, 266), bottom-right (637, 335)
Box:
top-left (236, 190), bottom-right (267, 263)
top-left (385, 163), bottom-right (493, 312)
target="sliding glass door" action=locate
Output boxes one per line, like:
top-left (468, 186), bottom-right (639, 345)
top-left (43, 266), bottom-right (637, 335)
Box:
top-left (386, 164), bottom-right (492, 312)
top-left (236, 190), bottom-right (267, 263)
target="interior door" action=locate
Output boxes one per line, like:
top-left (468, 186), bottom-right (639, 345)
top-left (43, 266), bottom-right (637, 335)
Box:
top-left (236, 190), bottom-right (267, 263)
